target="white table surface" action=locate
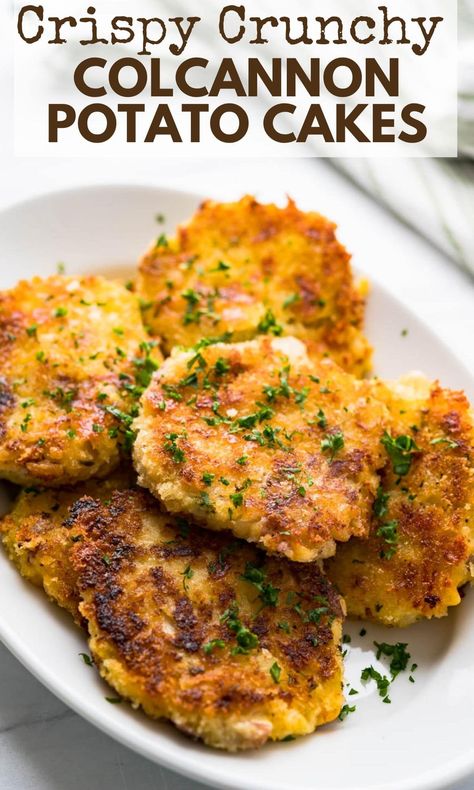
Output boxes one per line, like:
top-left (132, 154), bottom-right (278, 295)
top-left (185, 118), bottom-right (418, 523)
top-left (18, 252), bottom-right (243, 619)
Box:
top-left (0, 151), bottom-right (473, 790)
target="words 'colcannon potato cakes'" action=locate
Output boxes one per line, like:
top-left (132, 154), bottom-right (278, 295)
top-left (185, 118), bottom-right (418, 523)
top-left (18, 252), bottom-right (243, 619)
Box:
top-left (133, 336), bottom-right (389, 562)
top-left (326, 375), bottom-right (474, 627)
top-left (137, 196), bottom-right (371, 375)
top-left (70, 488), bottom-right (345, 751)
top-left (0, 275), bottom-right (162, 487)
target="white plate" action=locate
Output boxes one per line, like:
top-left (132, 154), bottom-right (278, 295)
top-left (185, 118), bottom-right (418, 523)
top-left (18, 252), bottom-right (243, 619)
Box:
top-left (0, 185), bottom-right (473, 790)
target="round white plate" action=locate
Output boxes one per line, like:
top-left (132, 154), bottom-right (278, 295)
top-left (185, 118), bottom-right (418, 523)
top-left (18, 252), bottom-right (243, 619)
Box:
top-left (0, 185), bottom-right (473, 790)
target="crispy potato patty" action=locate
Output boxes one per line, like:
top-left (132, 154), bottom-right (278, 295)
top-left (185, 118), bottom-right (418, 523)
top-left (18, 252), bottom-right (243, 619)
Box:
top-left (133, 336), bottom-right (389, 562)
top-left (70, 488), bottom-right (345, 750)
top-left (137, 196), bottom-right (371, 375)
top-left (0, 275), bottom-right (162, 486)
top-left (0, 470), bottom-right (134, 620)
top-left (326, 375), bottom-right (474, 626)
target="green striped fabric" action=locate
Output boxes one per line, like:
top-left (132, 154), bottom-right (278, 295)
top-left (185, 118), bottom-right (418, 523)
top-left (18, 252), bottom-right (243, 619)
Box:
top-left (333, 0), bottom-right (474, 277)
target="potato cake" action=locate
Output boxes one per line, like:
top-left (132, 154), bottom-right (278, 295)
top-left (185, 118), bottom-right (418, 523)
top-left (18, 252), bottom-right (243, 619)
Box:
top-left (0, 275), bottom-right (162, 486)
top-left (133, 336), bottom-right (389, 562)
top-left (0, 469), bottom-right (134, 621)
top-left (70, 488), bottom-right (345, 751)
top-left (326, 374), bottom-right (474, 627)
top-left (137, 196), bottom-right (371, 376)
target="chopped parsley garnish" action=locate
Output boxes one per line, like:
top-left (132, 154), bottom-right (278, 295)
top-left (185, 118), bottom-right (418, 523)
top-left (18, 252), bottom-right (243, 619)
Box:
top-left (162, 384), bottom-right (182, 402)
top-left (104, 405), bottom-right (137, 452)
top-left (283, 293), bottom-right (301, 309)
top-left (257, 309), bottom-right (283, 337)
top-left (198, 491), bottom-right (215, 512)
top-left (181, 288), bottom-right (202, 325)
top-left (294, 386), bottom-right (309, 407)
top-left (233, 405), bottom-right (274, 430)
top-left (230, 492), bottom-right (243, 508)
top-left (263, 365), bottom-right (291, 402)
top-left (373, 486), bottom-right (389, 519)
top-left (360, 642), bottom-right (412, 704)
top-left (44, 386), bottom-right (77, 412)
top-left (338, 704), bottom-right (356, 721)
top-left (430, 437), bottom-right (459, 450)
top-left (221, 604), bottom-right (259, 654)
top-left (277, 621), bottom-right (291, 634)
top-left (79, 652), bottom-right (93, 667)
top-left (212, 260), bottom-right (231, 272)
top-left (130, 342), bottom-right (159, 392)
top-left (203, 639), bottom-right (225, 655)
top-left (313, 408), bottom-right (327, 429)
top-left (236, 455), bottom-right (248, 465)
top-left (26, 324), bottom-right (38, 337)
top-left (163, 432), bottom-right (186, 463)
top-left (181, 564), bottom-right (194, 592)
top-left (376, 520), bottom-right (399, 560)
top-left (241, 563), bottom-right (280, 608)
top-left (321, 431), bottom-right (344, 462)
top-left (374, 641), bottom-right (410, 678)
top-left (20, 413), bottom-right (32, 432)
top-left (381, 432), bottom-right (419, 476)
top-left (179, 372), bottom-right (199, 388)
top-left (306, 605), bottom-right (329, 623)
top-left (54, 307), bottom-right (68, 318)
top-left (105, 697), bottom-right (122, 704)
top-left (202, 472), bottom-right (215, 486)
top-left (155, 233), bottom-right (168, 248)
top-left (214, 357), bottom-right (230, 376)
top-left (361, 665), bottom-right (391, 702)
top-left (270, 662), bottom-right (281, 683)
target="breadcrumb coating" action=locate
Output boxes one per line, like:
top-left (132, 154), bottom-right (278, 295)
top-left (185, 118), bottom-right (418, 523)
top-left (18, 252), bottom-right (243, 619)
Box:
top-left (326, 374), bottom-right (474, 626)
top-left (133, 336), bottom-right (388, 562)
top-left (137, 196), bottom-right (371, 375)
top-left (0, 276), bottom-right (162, 486)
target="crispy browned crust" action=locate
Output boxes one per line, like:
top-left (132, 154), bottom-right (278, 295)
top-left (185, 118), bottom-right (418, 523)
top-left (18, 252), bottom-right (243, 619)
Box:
top-left (0, 275), bottom-right (162, 487)
top-left (137, 196), bottom-right (371, 375)
top-left (0, 469), bottom-right (135, 621)
top-left (70, 488), bottom-right (344, 750)
top-left (326, 377), bottom-right (474, 626)
top-left (133, 336), bottom-right (389, 562)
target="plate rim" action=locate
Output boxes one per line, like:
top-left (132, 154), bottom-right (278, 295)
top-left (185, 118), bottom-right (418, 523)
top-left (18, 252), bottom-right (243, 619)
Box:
top-left (0, 182), bottom-right (473, 790)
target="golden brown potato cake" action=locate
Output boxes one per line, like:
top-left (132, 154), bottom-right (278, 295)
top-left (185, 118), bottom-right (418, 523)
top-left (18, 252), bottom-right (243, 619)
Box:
top-left (133, 336), bottom-right (389, 562)
top-left (137, 196), bottom-right (371, 376)
top-left (326, 374), bottom-right (474, 627)
top-left (0, 275), bottom-right (162, 486)
top-left (0, 469), bottom-right (134, 621)
top-left (70, 488), bottom-right (345, 751)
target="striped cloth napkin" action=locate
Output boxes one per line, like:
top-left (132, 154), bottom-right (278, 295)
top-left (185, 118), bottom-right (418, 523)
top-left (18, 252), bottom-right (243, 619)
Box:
top-left (332, 0), bottom-right (474, 278)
